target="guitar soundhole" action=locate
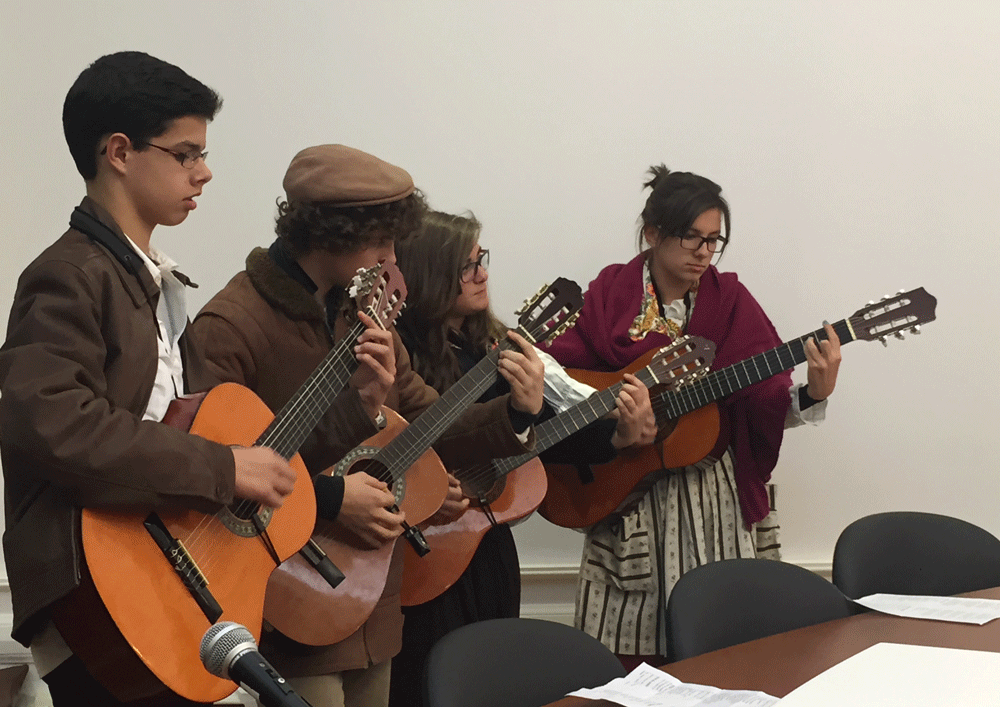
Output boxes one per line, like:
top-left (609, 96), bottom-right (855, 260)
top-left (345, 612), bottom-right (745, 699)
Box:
top-left (336, 448), bottom-right (405, 506)
top-left (219, 502), bottom-right (274, 537)
top-left (655, 417), bottom-right (678, 443)
top-left (460, 470), bottom-right (504, 505)
top-left (228, 499), bottom-right (263, 521)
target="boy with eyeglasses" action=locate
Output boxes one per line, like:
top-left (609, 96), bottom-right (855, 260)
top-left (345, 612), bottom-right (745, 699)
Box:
top-left (0, 52), bottom-right (303, 706)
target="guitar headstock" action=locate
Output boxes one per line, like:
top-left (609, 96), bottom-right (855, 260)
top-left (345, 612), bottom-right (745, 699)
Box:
top-left (850, 287), bottom-right (936, 346)
top-left (513, 277), bottom-right (584, 346)
top-left (641, 336), bottom-right (716, 391)
top-left (349, 262), bottom-right (408, 329)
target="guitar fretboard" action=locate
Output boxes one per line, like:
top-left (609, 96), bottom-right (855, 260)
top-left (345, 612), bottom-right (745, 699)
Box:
top-left (460, 357), bottom-right (667, 478)
top-left (653, 318), bottom-right (856, 420)
top-left (256, 318), bottom-right (368, 460)
top-left (373, 327), bottom-right (535, 479)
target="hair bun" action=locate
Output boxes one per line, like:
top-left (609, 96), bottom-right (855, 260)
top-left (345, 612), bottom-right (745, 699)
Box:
top-left (643, 164), bottom-right (672, 191)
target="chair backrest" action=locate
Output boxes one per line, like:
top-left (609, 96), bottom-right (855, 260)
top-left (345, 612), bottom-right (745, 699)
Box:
top-left (832, 511), bottom-right (1000, 599)
top-left (667, 558), bottom-right (854, 662)
top-left (423, 618), bottom-right (626, 707)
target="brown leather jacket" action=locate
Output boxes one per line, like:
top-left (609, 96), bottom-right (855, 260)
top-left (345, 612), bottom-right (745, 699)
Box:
top-left (191, 246), bottom-right (533, 675)
top-left (0, 198), bottom-right (235, 647)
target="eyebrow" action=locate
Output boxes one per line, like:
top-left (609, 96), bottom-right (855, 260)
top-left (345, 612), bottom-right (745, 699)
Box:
top-left (171, 141), bottom-right (205, 151)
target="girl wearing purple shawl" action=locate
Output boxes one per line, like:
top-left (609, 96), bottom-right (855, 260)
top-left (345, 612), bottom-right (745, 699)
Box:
top-left (541, 166), bottom-right (842, 666)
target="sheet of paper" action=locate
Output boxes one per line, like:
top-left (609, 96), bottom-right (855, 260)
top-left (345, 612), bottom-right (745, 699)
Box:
top-left (855, 593), bottom-right (1000, 624)
top-left (776, 642), bottom-right (1000, 706)
top-left (568, 662), bottom-right (779, 707)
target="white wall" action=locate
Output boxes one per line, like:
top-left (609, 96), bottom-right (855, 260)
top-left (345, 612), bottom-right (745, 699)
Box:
top-left (2, 0), bottom-right (998, 584)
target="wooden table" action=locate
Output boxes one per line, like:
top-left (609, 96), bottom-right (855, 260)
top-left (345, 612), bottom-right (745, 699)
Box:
top-left (545, 586), bottom-right (1000, 705)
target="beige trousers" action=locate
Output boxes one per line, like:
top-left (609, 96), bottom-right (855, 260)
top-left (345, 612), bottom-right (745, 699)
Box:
top-left (256, 660), bottom-right (392, 707)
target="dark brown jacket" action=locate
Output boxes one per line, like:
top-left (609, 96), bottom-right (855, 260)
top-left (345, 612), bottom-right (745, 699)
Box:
top-left (0, 198), bottom-right (235, 647)
top-left (191, 247), bottom-right (532, 674)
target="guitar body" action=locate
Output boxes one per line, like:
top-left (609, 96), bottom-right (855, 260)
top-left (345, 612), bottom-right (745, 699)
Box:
top-left (264, 408), bottom-right (449, 646)
top-left (71, 383), bottom-right (316, 703)
top-left (537, 349), bottom-right (724, 530)
top-left (400, 458), bottom-right (548, 607)
top-left (539, 403), bottom-right (720, 529)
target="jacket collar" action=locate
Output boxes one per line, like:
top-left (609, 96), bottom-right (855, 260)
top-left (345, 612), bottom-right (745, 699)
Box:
top-left (77, 196), bottom-right (200, 292)
top-left (245, 245), bottom-right (326, 322)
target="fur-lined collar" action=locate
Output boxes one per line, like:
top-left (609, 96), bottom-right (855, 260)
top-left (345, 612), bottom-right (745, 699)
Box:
top-left (245, 247), bottom-right (325, 322)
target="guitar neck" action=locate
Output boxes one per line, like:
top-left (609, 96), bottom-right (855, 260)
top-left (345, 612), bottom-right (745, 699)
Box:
top-left (655, 318), bottom-right (856, 419)
top-left (485, 359), bottom-right (666, 475)
top-left (256, 319), bottom-right (366, 459)
top-left (376, 323), bottom-right (553, 478)
top-left (376, 347), bottom-right (504, 477)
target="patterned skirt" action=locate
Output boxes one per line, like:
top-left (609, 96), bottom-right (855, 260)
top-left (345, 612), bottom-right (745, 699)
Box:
top-left (574, 451), bottom-right (780, 656)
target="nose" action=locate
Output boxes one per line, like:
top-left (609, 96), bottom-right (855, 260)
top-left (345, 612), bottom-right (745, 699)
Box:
top-left (381, 245), bottom-right (396, 265)
top-left (193, 160), bottom-right (212, 185)
top-left (474, 264), bottom-right (489, 283)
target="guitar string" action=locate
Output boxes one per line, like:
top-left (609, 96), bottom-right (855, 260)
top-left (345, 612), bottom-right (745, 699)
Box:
top-left (348, 309), bottom-right (573, 491)
top-left (442, 340), bottom-right (690, 490)
top-left (184, 316), bottom-right (370, 572)
top-left (185, 286), bottom-right (399, 573)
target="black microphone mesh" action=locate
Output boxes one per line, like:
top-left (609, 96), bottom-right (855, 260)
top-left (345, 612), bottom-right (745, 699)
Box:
top-left (200, 621), bottom-right (256, 677)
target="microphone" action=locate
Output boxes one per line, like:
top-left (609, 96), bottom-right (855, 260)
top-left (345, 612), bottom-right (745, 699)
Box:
top-left (200, 621), bottom-right (312, 707)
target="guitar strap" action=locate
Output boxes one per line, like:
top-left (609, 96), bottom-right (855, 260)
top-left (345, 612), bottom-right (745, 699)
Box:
top-left (70, 207), bottom-right (144, 280)
top-left (69, 207), bottom-right (161, 338)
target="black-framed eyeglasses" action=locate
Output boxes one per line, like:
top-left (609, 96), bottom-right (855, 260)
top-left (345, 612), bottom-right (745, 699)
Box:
top-left (459, 249), bottom-right (490, 283)
top-left (676, 232), bottom-right (728, 254)
top-left (145, 142), bottom-right (209, 169)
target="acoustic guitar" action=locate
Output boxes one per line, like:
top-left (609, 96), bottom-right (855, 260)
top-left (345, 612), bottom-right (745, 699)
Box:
top-left (57, 264), bottom-right (406, 703)
top-left (539, 288), bottom-right (938, 529)
top-left (400, 335), bottom-right (716, 606)
top-left (264, 278), bottom-right (585, 646)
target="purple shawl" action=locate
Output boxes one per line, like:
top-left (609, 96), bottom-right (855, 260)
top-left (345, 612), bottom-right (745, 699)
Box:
top-left (542, 252), bottom-right (792, 526)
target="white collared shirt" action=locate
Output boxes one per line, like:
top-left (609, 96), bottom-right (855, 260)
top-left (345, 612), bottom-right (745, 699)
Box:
top-left (123, 235), bottom-right (188, 422)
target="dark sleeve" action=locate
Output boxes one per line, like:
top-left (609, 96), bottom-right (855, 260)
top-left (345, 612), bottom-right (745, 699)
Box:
top-left (0, 259), bottom-right (234, 511)
top-left (314, 474), bottom-right (346, 521)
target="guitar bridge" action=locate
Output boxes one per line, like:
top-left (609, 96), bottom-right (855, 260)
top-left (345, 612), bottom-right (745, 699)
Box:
top-left (143, 513), bottom-right (223, 623)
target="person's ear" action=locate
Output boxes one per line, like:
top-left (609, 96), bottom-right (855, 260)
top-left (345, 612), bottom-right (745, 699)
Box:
top-left (101, 133), bottom-right (132, 176)
top-left (642, 225), bottom-right (658, 249)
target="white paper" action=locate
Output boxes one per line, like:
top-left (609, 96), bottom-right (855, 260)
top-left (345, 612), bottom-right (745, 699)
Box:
top-left (855, 593), bottom-right (1000, 624)
top-left (776, 642), bottom-right (1000, 706)
top-left (568, 663), bottom-right (779, 707)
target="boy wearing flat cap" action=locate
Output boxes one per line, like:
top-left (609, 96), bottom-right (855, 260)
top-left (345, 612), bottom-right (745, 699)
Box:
top-left (192, 144), bottom-right (543, 707)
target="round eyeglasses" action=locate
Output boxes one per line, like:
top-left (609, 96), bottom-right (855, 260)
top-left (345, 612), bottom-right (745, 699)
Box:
top-left (459, 249), bottom-right (490, 283)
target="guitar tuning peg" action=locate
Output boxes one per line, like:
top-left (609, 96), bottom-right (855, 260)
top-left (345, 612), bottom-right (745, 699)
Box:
top-left (881, 294), bottom-right (890, 301)
top-left (911, 324), bottom-right (920, 334)
top-left (878, 336), bottom-right (888, 347)
top-left (897, 289), bottom-right (906, 295)
top-left (894, 332), bottom-right (905, 340)
top-left (867, 300), bottom-right (876, 306)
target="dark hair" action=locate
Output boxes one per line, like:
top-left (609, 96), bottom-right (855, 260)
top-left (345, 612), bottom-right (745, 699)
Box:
top-left (63, 51), bottom-right (222, 180)
top-left (395, 210), bottom-right (507, 392)
top-left (274, 190), bottom-right (427, 259)
top-left (637, 165), bottom-right (731, 251)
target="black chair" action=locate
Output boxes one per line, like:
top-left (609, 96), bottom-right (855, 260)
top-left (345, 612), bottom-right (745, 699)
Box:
top-left (667, 558), bottom-right (854, 661)
top-left (423, 618), bottom-right (626, 707)
top-left (832, 511), bottom-right (1000, 599)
